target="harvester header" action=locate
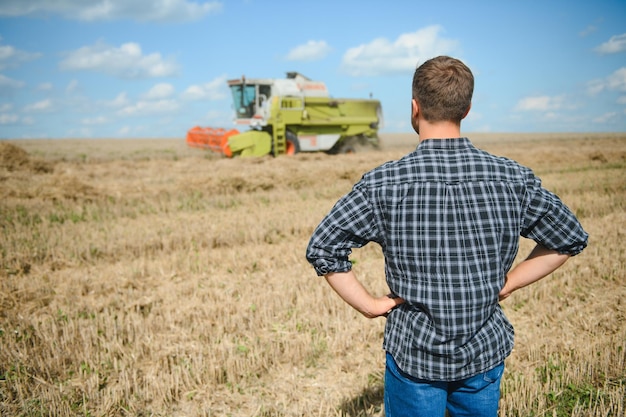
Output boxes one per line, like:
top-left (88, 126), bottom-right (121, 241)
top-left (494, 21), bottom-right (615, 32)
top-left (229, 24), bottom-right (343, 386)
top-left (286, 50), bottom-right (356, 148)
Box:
top-left (186, 72), bottom-right (383, 157)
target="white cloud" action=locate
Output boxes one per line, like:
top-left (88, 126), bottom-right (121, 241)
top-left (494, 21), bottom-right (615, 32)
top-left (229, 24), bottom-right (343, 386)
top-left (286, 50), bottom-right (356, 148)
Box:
top-left (0, 113), bottom-right (19, 124)
top-left (38, 82), bottom-right (53, 91)
top-left (117, 99), bottom-right (179, 116)
top-left (514, 95), bottom-right (566, 112)
top-left (579, 25), bottom-right (598, 37)
top-left (81, 116), bottom-right (108, 125)
top-left (205, 109), bottom-right (226, 119)
top-left (617, 96), bottom-right (626, 104)
top-left (67, 127), bottom-right (94, 138)
top-left (182, 75), bottom-right (228, 100)
top-left (118, 126), bottom-right (132, 136)
top-left (0, 103), bottom-right (12, 112)
top-left (0, 0), bottom-right (222, 22)
top-left (606, 67), bottom-right (626, 92)
top-left (0, 73), bottom-right (25, 89)
top-left (66, 79), bottom-right (79, 93)
top-left (0, 40), bottom-right (41, 70)
top-left (592, 112), bottom-right (618, 124)
top-left (24, 99), bottom-right (53, 112)
top-left (105, 92), bottom-right (130, 108)
top-left (587, 79), bottom-right (605, 95)
top-left (587, 67), bottom-right (626, 95)
top-left (60, 41), bottom-right (179, 79)
top-left (285, 40), bottom-right (331, 62)
top-left (199, 109), bottom-right (233, 126)
top-left (144, 83), bottom-right (175, 100)
top-left (594, 33), bottom-right (626, 55)
top-left (341, 25), bottom-right (460, 77)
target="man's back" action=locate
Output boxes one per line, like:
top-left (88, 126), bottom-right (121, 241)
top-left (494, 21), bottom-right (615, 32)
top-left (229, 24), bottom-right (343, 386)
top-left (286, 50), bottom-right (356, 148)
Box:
top-left (365, 138), bottom-right (523, 380)
top-left (307, 137), bottom-right (587, 380)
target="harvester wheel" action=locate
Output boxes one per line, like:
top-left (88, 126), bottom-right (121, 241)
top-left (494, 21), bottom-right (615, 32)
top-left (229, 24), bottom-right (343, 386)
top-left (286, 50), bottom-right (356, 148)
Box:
top-left (285, 131), bottom-right (301, 155)
top-left (337, 143), bottom-right (356, 154)
top-left (332, 136), bottom-right (363, 154)
top-left (329, 135), bottom-right (380, 155)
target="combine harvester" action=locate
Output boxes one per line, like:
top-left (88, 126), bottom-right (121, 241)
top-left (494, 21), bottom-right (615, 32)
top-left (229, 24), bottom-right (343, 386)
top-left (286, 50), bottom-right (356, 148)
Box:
top-left (186, 72), bottom-right (383, 157)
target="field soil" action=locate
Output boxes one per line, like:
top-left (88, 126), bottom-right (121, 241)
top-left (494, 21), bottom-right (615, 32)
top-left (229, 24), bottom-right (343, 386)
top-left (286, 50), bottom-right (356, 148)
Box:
top-left (1, 132), bottom-right (625, 416)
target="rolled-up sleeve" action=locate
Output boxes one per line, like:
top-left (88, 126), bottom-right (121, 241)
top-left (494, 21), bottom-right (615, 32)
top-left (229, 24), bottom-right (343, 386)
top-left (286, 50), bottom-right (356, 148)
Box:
top-left (306, 182), bottom-right (380, 276)
top-left (521, 171), bottom-right (588, 256)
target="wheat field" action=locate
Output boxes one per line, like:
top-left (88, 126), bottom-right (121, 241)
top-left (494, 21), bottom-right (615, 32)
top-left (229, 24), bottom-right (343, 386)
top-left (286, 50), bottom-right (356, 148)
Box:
top-left (1, 132), bottom-right (625, 416)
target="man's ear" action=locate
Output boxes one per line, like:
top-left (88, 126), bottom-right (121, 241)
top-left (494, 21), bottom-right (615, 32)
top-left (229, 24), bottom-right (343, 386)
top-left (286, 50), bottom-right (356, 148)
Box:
top-left (412, 99), bottom-right (419, 119)
top-left (462, 103), bottom-right (471, 119)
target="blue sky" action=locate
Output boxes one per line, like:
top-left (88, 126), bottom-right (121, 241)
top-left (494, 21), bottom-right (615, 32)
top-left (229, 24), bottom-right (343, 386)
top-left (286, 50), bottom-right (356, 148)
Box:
top-left (0, 0), bottom-right (625, 139)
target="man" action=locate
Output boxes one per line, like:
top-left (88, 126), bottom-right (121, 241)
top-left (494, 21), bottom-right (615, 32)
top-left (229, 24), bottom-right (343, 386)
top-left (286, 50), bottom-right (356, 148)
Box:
top-left (305, 56), bottom-right (588, 416)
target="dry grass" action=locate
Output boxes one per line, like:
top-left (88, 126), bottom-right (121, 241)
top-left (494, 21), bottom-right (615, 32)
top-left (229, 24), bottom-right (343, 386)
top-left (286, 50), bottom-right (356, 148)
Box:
top-left (1, 132), bottom-right (624, 416)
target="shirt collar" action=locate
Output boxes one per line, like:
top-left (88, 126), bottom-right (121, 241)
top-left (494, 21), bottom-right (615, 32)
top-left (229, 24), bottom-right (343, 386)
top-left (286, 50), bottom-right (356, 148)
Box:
top-left (416, 137), bottom-right (472, 150)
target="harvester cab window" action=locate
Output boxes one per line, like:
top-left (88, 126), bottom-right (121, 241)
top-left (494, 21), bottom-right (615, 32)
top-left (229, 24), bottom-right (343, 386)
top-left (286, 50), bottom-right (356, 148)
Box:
top-left (230, 84), bottom-right (257, 119)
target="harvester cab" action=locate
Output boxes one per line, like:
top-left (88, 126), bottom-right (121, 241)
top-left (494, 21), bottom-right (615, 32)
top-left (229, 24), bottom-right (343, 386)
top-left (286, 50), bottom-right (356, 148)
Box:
top-left (186, 72), bottom-right (382, 157)
top-left (229, 78), bottom-right (272, 122)
top-left (229, 73), bottom-right (328, 127)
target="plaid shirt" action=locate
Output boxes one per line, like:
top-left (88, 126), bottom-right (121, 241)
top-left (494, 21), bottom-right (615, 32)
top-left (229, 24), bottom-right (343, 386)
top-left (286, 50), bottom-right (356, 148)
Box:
top-left (306, 137), bottom-right (588, 381)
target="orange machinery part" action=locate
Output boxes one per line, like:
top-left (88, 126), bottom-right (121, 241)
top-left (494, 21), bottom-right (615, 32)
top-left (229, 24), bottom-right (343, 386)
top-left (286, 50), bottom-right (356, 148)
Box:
top-left (186, 126), bottom-right (240, 158)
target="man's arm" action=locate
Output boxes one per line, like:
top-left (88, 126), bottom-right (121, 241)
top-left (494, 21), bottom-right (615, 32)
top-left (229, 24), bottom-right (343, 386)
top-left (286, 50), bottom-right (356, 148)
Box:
top-left (499, 244), bottom-right (570, 301)
top-left (325, 271), bottom-right (405, 318)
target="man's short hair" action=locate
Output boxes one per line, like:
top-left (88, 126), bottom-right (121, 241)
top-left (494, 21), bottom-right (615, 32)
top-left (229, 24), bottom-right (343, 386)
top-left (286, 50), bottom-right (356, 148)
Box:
top-left (412, 56), bottom-right (474, 123)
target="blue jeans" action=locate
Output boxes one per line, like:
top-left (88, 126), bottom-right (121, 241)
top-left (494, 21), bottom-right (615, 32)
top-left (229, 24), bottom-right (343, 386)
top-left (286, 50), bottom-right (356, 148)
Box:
top-left (384, 353), bottom-right (504, 417)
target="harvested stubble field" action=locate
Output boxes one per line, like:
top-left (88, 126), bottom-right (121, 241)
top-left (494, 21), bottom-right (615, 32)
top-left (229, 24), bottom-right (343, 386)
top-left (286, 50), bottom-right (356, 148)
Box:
top-left (0, 132), bottom-right (625, 417)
